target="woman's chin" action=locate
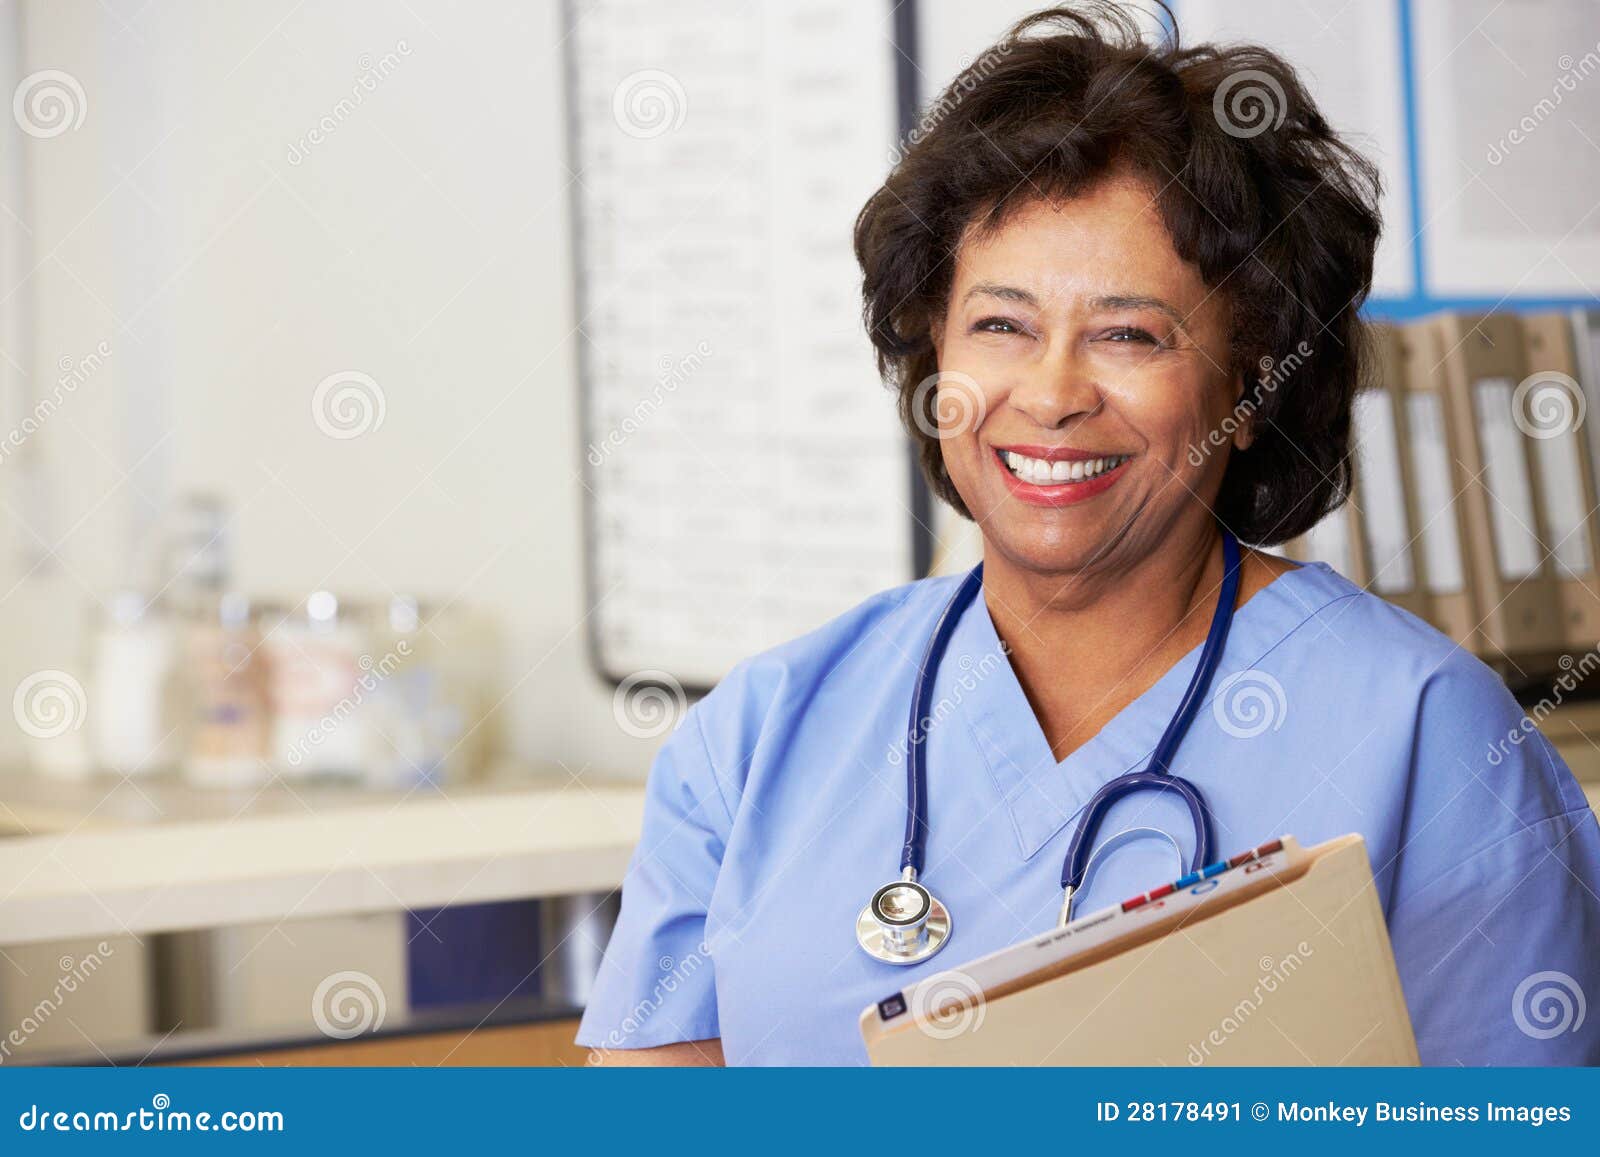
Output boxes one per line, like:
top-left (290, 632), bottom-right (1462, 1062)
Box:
top-left (981, 523), bottom-right (1115, 578)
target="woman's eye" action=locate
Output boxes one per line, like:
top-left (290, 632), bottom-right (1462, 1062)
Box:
top-left (1103, 326), bottom-right (1163, 346)
top-left (972, 316), bottom-right (1024, 336)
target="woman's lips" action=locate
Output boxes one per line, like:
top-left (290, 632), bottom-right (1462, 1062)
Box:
top-left (991, 446), bottom-right (1132, 507)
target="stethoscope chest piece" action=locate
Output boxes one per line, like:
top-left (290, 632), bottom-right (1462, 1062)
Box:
top-left (855, 876), bottom-right (952, 965)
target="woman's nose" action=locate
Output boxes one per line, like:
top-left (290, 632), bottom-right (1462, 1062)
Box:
top-left (1005, 348), bottom-right (1103, 430)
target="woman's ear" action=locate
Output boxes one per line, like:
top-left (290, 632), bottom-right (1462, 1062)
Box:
top-left (1230, 370), bottom-right (1256, 451)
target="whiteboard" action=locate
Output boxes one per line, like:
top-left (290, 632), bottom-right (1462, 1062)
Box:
top-left (566, 0), bottom-right (924, 688)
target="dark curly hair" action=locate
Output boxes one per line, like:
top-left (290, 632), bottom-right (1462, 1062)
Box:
top-left (853, 3), bottom-right (1381, 545)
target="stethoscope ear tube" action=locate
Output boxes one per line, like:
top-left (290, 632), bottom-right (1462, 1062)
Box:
top-left (1059, 773), bottom-right (1212, 891)
top-left (900, 564), bottom-right (985, 878)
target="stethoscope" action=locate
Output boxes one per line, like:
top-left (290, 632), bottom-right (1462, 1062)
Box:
top-left (855, 529), bottom-right (1242, 966)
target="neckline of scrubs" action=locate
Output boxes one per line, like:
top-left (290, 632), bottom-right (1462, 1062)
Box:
top-left (943, 558), bottom-right (1352, 864)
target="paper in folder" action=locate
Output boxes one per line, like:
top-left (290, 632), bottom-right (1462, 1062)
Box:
top-left (860, 834), bottom-right (1419, 1066)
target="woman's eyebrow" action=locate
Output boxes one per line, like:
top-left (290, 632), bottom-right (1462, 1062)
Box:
top-left (962, 284), bottom-right (1187, 329)
top-left (962, 282), bottom-right (1039, 306)
top-left (1091, 293), bottom-right (1185, 326)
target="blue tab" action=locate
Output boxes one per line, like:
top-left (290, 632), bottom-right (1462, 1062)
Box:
top-left (1174, 871), bottom-right (1201, 888)
top-left (1201, 860), bottom-right (1227, 878)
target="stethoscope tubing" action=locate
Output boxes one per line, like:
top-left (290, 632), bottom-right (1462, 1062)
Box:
top-left (900, 529), bottom-right (1242, 893)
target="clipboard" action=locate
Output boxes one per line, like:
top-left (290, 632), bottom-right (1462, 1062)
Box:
top-left (860, 834), bottom-right (1419, 1066)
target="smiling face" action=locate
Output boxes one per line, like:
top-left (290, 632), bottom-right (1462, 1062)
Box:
top-left (933, 175), bottom-right (1248, 579)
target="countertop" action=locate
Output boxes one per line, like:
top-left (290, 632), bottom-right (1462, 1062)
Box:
top-left (0, 767), bottom-right (646, 947)
top-left (1, 756), bottom-right (1595, 950)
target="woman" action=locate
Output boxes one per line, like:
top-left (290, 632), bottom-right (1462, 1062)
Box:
top-left (576, 6), bottom-right (1600, 1065)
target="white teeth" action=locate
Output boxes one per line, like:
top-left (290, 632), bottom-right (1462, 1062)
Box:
top-left (1004, 452), bottom-right (1128, 484)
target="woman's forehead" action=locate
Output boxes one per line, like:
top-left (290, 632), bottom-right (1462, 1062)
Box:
top-left (949, 185), bottom-right (1220, 320)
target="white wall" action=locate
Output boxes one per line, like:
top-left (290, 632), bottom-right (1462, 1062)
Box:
top-left (3, 0), bottom-right (661, 778)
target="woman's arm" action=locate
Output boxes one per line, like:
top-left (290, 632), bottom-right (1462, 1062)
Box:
top-left (588, 1039), bottom-right (725, 1066)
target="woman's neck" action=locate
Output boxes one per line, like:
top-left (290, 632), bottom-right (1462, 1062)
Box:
top-left (981, 522), bottom-right (1228, 762)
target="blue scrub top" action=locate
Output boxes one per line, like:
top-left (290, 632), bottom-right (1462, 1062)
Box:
top-left (576, 562), bottom-right (1600, 1065)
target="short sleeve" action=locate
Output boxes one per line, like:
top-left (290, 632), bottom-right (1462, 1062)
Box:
top-left (1384, 658), bottom-right (1600, 1065)
top-left (575, 707), bottom-right (732, 1053)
